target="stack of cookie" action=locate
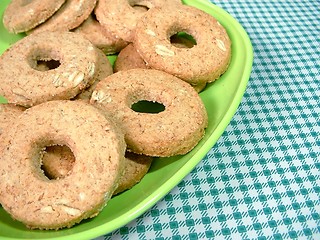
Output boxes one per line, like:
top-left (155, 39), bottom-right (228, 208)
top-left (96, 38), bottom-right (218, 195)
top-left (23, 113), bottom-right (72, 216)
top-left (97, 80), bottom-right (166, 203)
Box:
top-left (3, 0), bottom-right (231, 88)
top-left (0, 0), bottom-right (231, 230)
top-left (0, 31), bottom-right (157, 230)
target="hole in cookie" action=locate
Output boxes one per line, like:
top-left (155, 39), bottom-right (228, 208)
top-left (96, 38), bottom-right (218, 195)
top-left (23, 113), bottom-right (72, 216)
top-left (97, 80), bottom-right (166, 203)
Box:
top-left (35, 59), bottom-right (61, 71)
top-left (28, 48), bottom-right (62, 71)
top-left (20, 0), bottom-right (33, 6)
top-left (170, 32), bottom-right (197, 48)
top-left (132, 4), bottom-right (149, 12)
top-left (41, 145), bottom-right (75, 180)
top-left (91, 12), bottom-right (99, 22)
top-left (129, 0), bottom-right (150, 12)
top-left (131, 100), bottom-right (165, 114)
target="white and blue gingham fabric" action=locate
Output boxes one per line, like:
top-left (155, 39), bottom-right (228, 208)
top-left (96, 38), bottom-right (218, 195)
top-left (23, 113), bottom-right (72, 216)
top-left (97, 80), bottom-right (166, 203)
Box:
top-left (97, 0), bottom-right (320, 239)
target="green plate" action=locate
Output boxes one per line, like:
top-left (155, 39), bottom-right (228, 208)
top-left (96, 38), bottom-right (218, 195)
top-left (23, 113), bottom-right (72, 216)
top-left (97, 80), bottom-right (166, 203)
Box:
top-left (0, 0), bottom-right (253, 239)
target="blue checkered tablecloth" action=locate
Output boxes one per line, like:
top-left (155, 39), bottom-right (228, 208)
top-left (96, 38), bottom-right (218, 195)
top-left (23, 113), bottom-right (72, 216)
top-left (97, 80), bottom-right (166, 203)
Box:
top-left (97, 0), bottom-right (320, 239)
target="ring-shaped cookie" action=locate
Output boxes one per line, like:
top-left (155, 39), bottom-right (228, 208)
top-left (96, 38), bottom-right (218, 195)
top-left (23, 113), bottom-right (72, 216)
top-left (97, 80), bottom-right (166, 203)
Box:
top-left (134, 5), bottom-right (231, 85)
top-left (94, 0), bottom-right (183, 42)
top-left (3, 0), bottom-right (66, 33)
top-left (0, 31), bottom-right (99, 107)
top-left (0, 100), bottom-right (126, 229)
top-left (28, 0), bottom-right (98, 34)
top-left (90, 68), bottom-right (208, 157)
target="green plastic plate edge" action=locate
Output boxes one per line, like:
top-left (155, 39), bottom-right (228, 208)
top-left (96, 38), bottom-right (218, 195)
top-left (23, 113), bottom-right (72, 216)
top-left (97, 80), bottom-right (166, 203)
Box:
top-left (0, 0), bottom-right (253, 239)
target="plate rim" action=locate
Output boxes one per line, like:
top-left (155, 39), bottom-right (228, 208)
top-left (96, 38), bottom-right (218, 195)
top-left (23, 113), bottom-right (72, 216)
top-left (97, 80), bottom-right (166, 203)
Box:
top-left (0, 0), bottom-right (253, 239)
